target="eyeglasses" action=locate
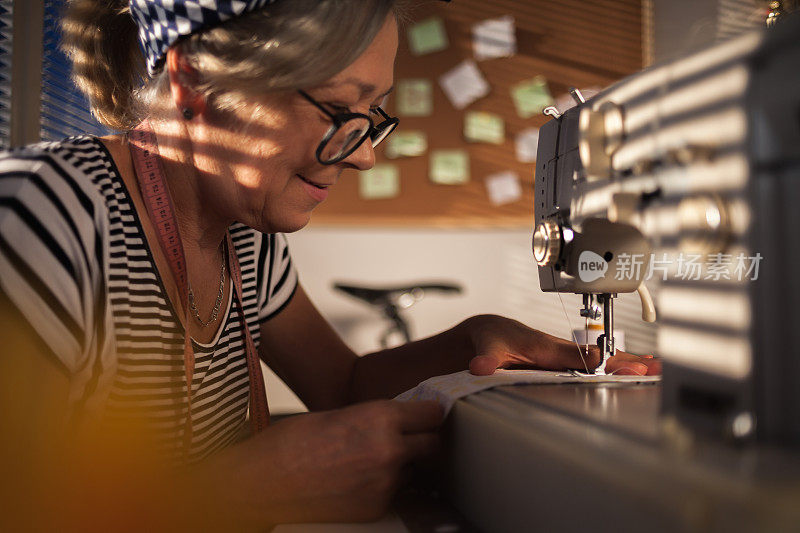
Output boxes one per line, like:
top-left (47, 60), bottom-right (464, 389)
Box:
top-left (298, 90), bottom-right (399, 165)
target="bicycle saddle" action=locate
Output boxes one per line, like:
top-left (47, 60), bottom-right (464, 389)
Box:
top-left (333, 281), bottom-right (463, 347)
top-left (333, 282), bottom-right (463, 307)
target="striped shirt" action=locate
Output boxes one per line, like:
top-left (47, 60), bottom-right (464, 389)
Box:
top-left (0, 136), bottom-right (298, 463)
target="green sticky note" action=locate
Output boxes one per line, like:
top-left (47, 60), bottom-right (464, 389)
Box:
top-left (430, 150), bottom-right (470, 185)
top-left (396, 79), bottom-right (433, 117)
top-left (408, 17), bottom-right (448, 56)
top-left (511, 76), bottom-right (554, 118)
top-left (385, 131), bottom-right (428, 159)
top-left (359, 164), bottom-right (400, 199)
top-left (464, 111), bottom-right (505, 144)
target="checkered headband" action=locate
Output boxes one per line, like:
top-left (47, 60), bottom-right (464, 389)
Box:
top-left (129, 0), bottom-right (279, 75)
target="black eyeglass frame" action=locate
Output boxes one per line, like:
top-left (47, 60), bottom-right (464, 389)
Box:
top-left (298, 90), bottom-right (399, 165)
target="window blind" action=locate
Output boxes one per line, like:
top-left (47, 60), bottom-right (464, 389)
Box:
top-left (0, 0), bottom-right (12, 149)
top-left (40, 0), bottom-right (108, 141)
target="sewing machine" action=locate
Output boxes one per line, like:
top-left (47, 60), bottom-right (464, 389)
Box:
top-left (438, 13), bottom-right (800, 533)
top-left (533, 10), bottom-right (800, 446)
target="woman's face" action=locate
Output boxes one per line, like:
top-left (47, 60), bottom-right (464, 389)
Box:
top-left (204, 14), bottom-right (399, 234)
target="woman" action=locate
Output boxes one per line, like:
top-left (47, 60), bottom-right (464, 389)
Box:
top-left (0, 0), bottom-right (659, 528)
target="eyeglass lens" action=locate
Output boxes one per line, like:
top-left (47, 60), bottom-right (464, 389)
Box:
top-left (319, 117), bottom-right (372, 163)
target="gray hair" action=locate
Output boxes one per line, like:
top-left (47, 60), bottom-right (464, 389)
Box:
top-left (61, 0), bottom-right (401, 131)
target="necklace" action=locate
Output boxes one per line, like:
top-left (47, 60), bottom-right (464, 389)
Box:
top-left (187, 246), bottom-right (226, 328)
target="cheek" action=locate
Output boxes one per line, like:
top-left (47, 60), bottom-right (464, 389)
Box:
top-left (235, 158), bottom-right (309, 227)
top-left (233, 136), bottom-right (294, 187)
top-left (225, 118), bottom-right (325, 230)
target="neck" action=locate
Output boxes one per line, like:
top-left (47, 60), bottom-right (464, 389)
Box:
top-left (148, 119), bottom-right (232, 262)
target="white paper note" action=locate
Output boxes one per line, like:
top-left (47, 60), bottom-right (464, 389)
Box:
top-left (385, 131), bottom-right (428, 159)
top-left (472, 15), bottom-right (516, 61)
top-left (514, 127), bottom-right (540, 163)
top-left (485, 171), bottom-right (522, 206)
top-left (439, 60), bottom-right (490, 110)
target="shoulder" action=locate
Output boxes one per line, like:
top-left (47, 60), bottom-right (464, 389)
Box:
top-left (0, 137), bottom-right (118, 280)
top-left (0, 136), bottom-right (115, 216)
top-left (0, 138), bottom-right (119, 373)
top-left (1, 135), bottom-right (114, 174)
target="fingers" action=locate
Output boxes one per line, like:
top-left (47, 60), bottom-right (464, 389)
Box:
top-left (469, 355), bottom-right (499, 376)
top-left (645, 358), bottom-right (662, 375)
top-left (393, 400), bottom-right (444, 434)
top-left (607, 361), bottom-right (649, 375)
top-left (608, 350), bottom-right (646, 363)
top-left (606, 350), bottom-right (663, 376)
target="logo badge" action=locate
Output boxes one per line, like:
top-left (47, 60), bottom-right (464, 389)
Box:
top-left (578, 251), bottom-right (608, 282)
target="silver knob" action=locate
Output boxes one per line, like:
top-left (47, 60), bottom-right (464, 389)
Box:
top-left (532, 221), bottom-right (562, 266)
top-left (578, 101), bottom-right (624, 181)
top-left (677, 194), bottom-right (731, 255)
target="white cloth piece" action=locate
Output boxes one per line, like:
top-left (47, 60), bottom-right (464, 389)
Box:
top-left (395, 369), bottom-right (660, 415)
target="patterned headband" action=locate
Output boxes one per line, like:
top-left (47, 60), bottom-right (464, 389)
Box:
top-left (129, 0), bottom-right (278, 75)
top-left (129, 0), bottom-right (453, 76)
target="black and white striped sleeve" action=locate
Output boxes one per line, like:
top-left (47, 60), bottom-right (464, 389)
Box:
top-left (256, 232), bottom-right (298, 322)
top-left (0, 153), bottom-right (105, 375)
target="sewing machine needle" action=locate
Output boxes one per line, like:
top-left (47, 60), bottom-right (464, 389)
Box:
top-left (585, 317), bottom-right (589, 360)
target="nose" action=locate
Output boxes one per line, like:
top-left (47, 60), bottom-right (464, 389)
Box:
top-left (342, 137), bottom-right (376, 171)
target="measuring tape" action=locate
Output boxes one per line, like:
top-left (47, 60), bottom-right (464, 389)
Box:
top-left (128, 122), bottom-right (270, 455)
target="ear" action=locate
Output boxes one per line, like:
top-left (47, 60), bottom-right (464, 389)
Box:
top-left (165, 47), bottom-right (207, 118)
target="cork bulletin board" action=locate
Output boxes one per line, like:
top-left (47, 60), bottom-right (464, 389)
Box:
top-left (311, 0), bottom-right (644, 227)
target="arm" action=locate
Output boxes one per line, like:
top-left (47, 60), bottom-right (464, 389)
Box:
top-left (348, 318), bottom-right (474, 403)
top-left (256, 285), bottom-right (480, 407)
top-left (261, 286), bottom-right (474, 410)
top-left (190, 399), bottom-right (442, 528)
top-left (348, 314), bottom-right (604, 403)
top-left (260, 288), bottom-right (659, 409)
top-left (259, 283), bottom-right (360, 410)
top-left (259, 283), bottom-right (481, 407)
top-left (351, 315), bottom-right (660, 402)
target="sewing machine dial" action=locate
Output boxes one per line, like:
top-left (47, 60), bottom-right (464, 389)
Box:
top-left (532, 220), bottom-right (562, 267)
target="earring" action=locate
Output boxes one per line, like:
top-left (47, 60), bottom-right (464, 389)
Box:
top-left (182, 107), bottom-right (194, 120)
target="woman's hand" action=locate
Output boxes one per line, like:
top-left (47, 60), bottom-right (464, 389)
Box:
top-left (464, 314), bottom-right (661, 376)
top-left (197, 400), bottom-right (443, 528)
top-left (605, 350), bottom-right (662, 376)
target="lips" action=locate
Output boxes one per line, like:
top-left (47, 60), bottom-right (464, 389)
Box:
top-left (297, 174), bottom-right (331, 202)
top-left (297, 174), bottom-right (330, 189)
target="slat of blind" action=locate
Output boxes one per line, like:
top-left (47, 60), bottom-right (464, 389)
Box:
top-left (717, 0), bottom-right (764, 41)
top-left (0, 0), bottom-right (13, 148)
top-left (40, 0), bottom-right (107, 141)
